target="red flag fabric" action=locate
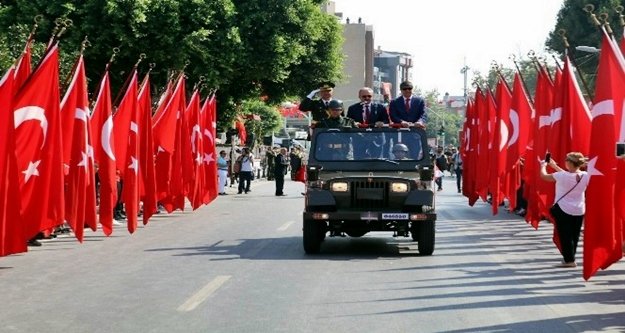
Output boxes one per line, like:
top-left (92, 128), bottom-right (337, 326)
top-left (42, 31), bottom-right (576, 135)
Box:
top-left (490, 78), bottom-right (511, 214)
top-left (584, 30), bottom-right (625, 280)
top-left (201, 94), bottom-right (218, 204)
top-left (474, 89), bottom-right (490, 202)
top-left (90, 70), bottom-right (117, 236)
top-left (0, 67), bottom-right (26, 256)
top-left (525, 67), bottom-right (557, 229)
top-left (185, 90), bottom-right (205, 210)
top-left (138, 74), bottom-right (157, 225)
top-left (461, 97), bottom-right (479, 205)
top-left (112, 70), bottom-right (140, 233)
top-left (12, 44), bottom-right (65, 239)
top-left (59, 55), bottom-right (97, 242)
top-left (236, 119), bottom-right (247, 146)
top-left (154, 75), bottom-right (187, 212)
top-left (13, 40), bottom-right (32, 91)
top-left (506, 73), bottom-right (533, 210)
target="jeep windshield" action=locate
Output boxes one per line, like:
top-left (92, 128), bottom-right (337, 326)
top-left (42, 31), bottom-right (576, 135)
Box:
top-left (312, 129), bottom-right (425, 162)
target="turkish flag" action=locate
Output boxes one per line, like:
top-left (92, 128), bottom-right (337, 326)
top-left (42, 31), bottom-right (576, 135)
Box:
top-left (13, 40), bottom-right (32, 92)
top-left (524, 66), bottom-right (555, 229)
top-left (114, 70), bottom-right (140, 232)
top-left (461, 97), bottom-right (479, 205)
top-left (474, 88), bottom-right (490, 202)
top-left (60, 55), bottom-right (98, 242)
top-left (584, 30), bottom-right (625, 280)
top-left (490, 78), bottom-right (511, 215)
top-left (0, 67), bottom-right (26, 256)
top-left (90, 70), bottom-right (117, 236)
top-left (12, 44), bottom-right (65, 239)
top-left (138, 74), bottom-right (157, 225)
top-left (201, 94), bottom-right (218, 204)
top-left (185, 90), bottom-right (205, 210)
top-left (506, 73), bottom-right (533, 211)
top-left (154, 75), bottom-right (187, 212)
top-left (113, 70), bottom-right (140, 233)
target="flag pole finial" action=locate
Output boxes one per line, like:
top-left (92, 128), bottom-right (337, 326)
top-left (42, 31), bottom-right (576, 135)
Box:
top-left (134, 53), bottom-right (146, 68)
top-left (616, 6), bottom-right (625, 27)
top-left (598, 12), bottom-right (614, 35)
top-left (80, 36), bottom-right (91, 54)
top-left (584, 4), bottom-right (602, 27)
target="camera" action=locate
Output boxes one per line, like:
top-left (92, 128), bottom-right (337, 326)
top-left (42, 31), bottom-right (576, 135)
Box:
top-left (545, 152), bottom-right (551, 163)
top-left (617, 143), bottom-right (625, 156)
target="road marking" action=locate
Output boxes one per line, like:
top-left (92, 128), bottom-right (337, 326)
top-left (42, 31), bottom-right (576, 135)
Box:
top-left (177, 275), bottom-right (231, 312)
top-left (277, 221), bottom-right (295, 231)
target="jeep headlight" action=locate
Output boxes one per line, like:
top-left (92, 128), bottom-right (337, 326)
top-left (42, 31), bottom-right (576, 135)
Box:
top-left (391, 182), bottom-right (409, 193)
top-left (331, 182), bottom-right (349, 192)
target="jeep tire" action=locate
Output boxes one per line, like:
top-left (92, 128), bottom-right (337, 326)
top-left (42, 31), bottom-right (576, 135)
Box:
top-left (417, 220), bottom-right (435, 255)
top-left (303, 218), bottom-right (324, 254)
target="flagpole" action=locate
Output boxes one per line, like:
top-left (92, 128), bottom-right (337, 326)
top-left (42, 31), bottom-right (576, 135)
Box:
top-left (509, 55), bottom-right (534, 105)
top-left (113, 53), bottom-right (146, 107)
top-left (558, 29), bottom-right (594, 101)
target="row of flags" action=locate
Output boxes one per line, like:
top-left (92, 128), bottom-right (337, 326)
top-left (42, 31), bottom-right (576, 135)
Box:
top-left (461, 28), bottom-right (625, 280)
top-left (0, 38), bottom-right (219, 258)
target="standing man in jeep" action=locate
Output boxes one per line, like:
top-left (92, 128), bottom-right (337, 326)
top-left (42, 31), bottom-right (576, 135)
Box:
top-left (346, 87), bottom-right (388, 127)
top-left (300, 81), bottom-right (337, 125)
top-left (389, 81), bottom-right (427, 128)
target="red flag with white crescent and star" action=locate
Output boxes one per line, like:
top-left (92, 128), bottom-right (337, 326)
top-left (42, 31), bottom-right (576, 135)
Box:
top-left (201, 94), bottom-right (218, 204)
top-left (584, 29), bottom-right (625, 280)
top-left (185, 89), bottom-right (205, 210)
top-left (60, 54), bottom-right (97, 242)
top-left (12, 44), bottom-right (65, 239)
top-left (138, 73), bottom-right (157, 225)
top-left (112, 69), bottom-right (140, 233)
top-left (490, 78), bottom-right (511, 215)
top-left (0, 66), bottom-right (26, 256)
top-left (90, 69), bottom-right (117, 236)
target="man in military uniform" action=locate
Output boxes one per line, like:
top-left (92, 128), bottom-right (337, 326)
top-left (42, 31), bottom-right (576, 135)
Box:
top-left (315, 100), bottom-right (357, 129)
top-left (300, 81), bottom-right (337, 125)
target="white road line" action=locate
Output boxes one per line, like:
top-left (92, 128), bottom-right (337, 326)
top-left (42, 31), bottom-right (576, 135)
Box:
top-left (277, 221), bottom-right (295, 231)
top-left (177, 275), bottom-right (232, 312)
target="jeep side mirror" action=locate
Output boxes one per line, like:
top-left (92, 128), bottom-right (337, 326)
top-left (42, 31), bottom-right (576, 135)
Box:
top-left (306, 165), bottom-right (323, 181)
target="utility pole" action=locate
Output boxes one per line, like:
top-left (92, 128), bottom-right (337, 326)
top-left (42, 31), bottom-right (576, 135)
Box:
top-left (460, 60), bottom-right (470, 102)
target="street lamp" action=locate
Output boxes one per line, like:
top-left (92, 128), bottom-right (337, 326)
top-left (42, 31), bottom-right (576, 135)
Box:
top-left (575, 45), bottom-right (600, 53)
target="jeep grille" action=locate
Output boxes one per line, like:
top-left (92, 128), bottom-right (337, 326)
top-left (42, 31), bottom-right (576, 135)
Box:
top-left (350, 179), bottom-right (389, 209)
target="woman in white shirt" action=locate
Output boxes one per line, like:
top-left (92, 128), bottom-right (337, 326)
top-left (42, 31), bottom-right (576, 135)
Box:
top-left (540, 152), bottom-right (590, 268)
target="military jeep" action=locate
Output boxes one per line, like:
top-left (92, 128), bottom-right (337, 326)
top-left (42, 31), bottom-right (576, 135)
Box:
top-left (303, 127), bottom-right (436, 254)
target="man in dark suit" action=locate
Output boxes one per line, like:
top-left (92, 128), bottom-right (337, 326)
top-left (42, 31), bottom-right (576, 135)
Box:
top-left (299, 81), bottom-right (336, 125)
top-left (346, 87), bottom-right (389, 127)
top-left (274, 148), bottom-right (289, 196)
top-left (389, 81), bottom-right (427, 128)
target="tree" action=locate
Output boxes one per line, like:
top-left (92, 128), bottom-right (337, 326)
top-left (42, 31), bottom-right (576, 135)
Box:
top-left (545, 0), bottom-right (622, 89)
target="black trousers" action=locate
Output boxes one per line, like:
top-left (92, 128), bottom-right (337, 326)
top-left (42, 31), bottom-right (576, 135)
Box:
top-left (238, 171), bottom-right (253, 193)
top-left (455, 168), bottom-right (462, 191)
top-left (275, 174), bottom-right (285, 195)
top-left (551, 204), bottom-right (584, 263)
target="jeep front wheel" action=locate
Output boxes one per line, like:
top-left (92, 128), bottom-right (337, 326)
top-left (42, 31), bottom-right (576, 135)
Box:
top-left (303, 218), bottom-right (323, 254)
top-left (417, 220), bottom-right (435, 255)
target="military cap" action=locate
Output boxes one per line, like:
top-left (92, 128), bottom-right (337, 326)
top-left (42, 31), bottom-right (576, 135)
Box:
top-left (318, 81), bottom-right (335, 91)
top-left (399, 81), bottom-right (413, 89)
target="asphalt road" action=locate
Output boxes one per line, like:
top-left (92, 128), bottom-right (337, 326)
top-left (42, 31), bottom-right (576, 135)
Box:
top-left (1, 177), bottom-right (624, 333)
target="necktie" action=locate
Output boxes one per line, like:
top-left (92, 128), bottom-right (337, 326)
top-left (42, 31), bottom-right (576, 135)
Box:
top-left (364, 104), bottom-right (370, 123)
top-left (404, 98), bottom-right (410, 112)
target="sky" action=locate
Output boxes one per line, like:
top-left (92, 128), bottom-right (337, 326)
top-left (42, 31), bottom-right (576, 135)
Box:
top-left (332, 0), bottom-right (564, 97)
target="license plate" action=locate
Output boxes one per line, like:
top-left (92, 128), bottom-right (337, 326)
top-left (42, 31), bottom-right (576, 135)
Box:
top-left (382, 213), bottom-right (409, 220)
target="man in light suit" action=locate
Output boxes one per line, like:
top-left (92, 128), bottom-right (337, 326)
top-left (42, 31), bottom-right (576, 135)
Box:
top-left (389, 81), bottom-right (427, 128)
top-left (346, 87), bottom-right (389, 127)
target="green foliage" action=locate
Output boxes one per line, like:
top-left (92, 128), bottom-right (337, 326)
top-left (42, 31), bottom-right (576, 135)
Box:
top-left (0, 0), bottom-right (343, 129)
top-left (422, 91), bottom-right (463, 147)
top-left (239, 99), bottom-right (283, 140)
top-left (545, 0), bottom-right (622, 90)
